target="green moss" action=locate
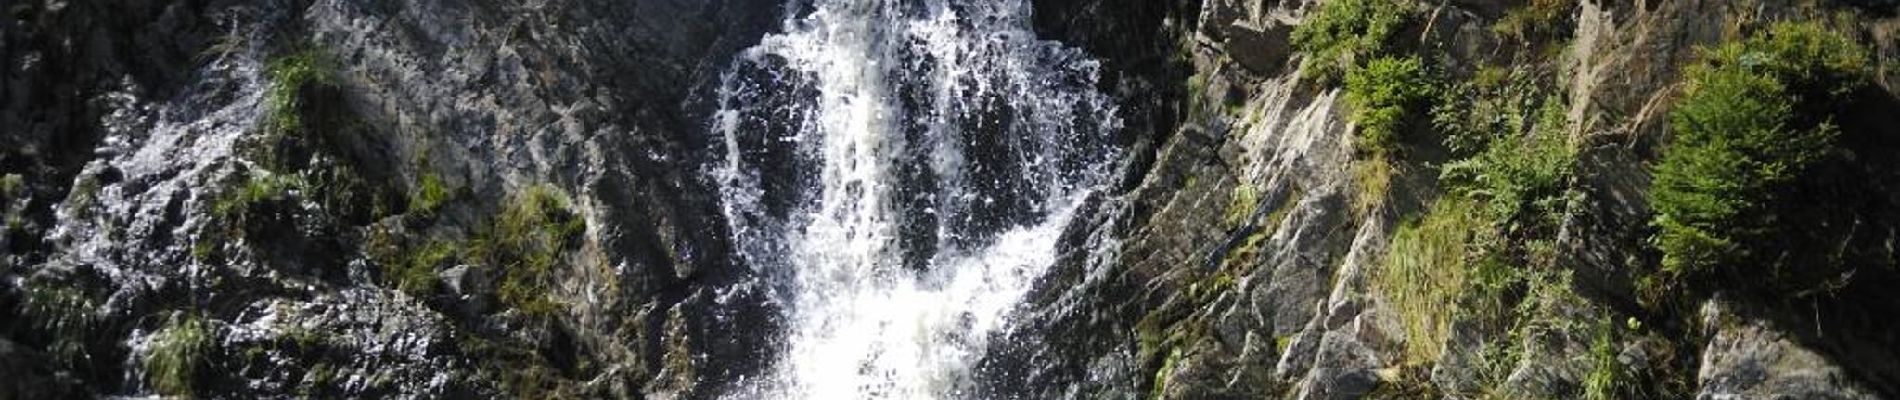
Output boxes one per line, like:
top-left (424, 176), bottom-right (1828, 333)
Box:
top-left (146, 312), bottom-right (213, 397)
top-left (1274, 335), bottom-right (1295, 353)
top-left (0, 173), bottom-right (23, 201)
top-left (65, 176), bottom-right (99, 219)
top-left (1291, 0), bottom-right (1414, 82)
top-left (301, 362), bottom-right (337, 397)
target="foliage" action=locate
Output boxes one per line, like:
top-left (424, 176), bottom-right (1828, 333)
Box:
top-left (1442, 95), bottom-right (1575, 236)
top-left (1378, 197), bottom-right (1490, 364)
top-left (1582, 319), bottom-right (1631, 400)
top-left (1353, 156), bottom-right (1394, 217)
top-left (147, 312), bottom-right (214, 397)
top-left (263, 47), bottom-right (336, 137)
top-left (410, 171), bottom-right (451, 216)
top-left (1345, 56), bottom-right (1432, 158)
top-left (392, 239), bottom-right (452, 297)
top-left (212, 172), bottom-right (304, 221)
top-left (476, 185), bottom-right (585, 317)
top-left (1493, 0), bottom-right (1577, 42)
top-left (1292, 0), bottom-right (1412, 82)
top-left (1224, 182), bottom-right (1260, 228)
top-left (22, 281), bottom-right (99, 369)
top-left (1650, 21), bottom-right (1868, 278)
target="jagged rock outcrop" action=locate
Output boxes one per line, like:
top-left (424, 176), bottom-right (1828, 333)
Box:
top-left (2, 0), bottom-right (780, 397)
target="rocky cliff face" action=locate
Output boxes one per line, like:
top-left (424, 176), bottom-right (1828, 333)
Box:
top-left (4, 0), bottom-right (1899, 399)
top-left (1005, 0), bottom-right (1900, 398)
top-left (3, 0), bottom-right (781, 397)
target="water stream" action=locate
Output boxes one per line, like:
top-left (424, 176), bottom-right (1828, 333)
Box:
top-left (708, 0), bottom-right (1121, 397)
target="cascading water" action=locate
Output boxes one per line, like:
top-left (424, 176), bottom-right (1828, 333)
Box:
top-left (708, 0), bottom-right (1121, 398)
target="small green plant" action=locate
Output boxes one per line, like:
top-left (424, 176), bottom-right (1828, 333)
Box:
top-left (1150, 347), bottom-right (1184, 399)
top-left (263, 48), bottom-right (336, 137)
top-left (146, 312), bottom-right (213, 397)
top-left (1493, 0), bottom-right (1578, 42)
top-left (1292, 0), bottom-right (1414, 82)
top-left (1353, 156), bottom-right (1394, 217)
top-left (23, 282), bottom-right (98, 368)
top-left (1224, 182), bottom-right (1260, 228)
top-left (1651, 21), bottom-right (1868, 278)
top-left (1582, 320), bottom-right (1628, 400)
top-left (388, 239), bottom-right (452, 297)
top-left (213, 172), bottom-right (304, 220)
top-left (410, 172), bottom-right (451, 215)
top-left (1344, 56), bottom-right (1432, 158)
top-left (479, 185), bottom-right (585, 317)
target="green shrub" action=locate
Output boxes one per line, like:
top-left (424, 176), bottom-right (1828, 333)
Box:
top-left (1292, 0), bottom-right (1413, 82)
top-left (1651, 21), bottom-right (1868, 277)
top-left (1344, 56), bottom-right (1432, 158)
top-left (1442, 95), bottom-right (1575, 236)
top-left (147, 312), bottom-right (213, 397)
top-left (1223, 182), bottom-right (1260, 228)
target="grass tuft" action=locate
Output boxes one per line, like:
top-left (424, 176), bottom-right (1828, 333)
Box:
top-left (146, 312), bottom-right (213, 397)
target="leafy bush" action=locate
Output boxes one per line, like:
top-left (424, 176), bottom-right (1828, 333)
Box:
top-left (1344, 56), bottom-right (1432, 158)
top-left (1292, 0), bottom-right (1413, 81)
top-left (1651, 21), bottom-right (1868, 277)
top-left (1442, 95), bottom-right (1575, 236)
top-left (147, 312), bottom-right (213, 397)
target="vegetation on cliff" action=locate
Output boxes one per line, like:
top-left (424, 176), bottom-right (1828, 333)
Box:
top-left (1650, 21), bottom-right (1876, 294)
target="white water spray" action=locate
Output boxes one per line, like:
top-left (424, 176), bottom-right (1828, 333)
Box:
top-left (709, 0), bottom-right (1120, 398)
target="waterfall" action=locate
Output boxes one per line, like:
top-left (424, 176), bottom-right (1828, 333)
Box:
top-left (708, 0), bottom-right (1121, 398)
